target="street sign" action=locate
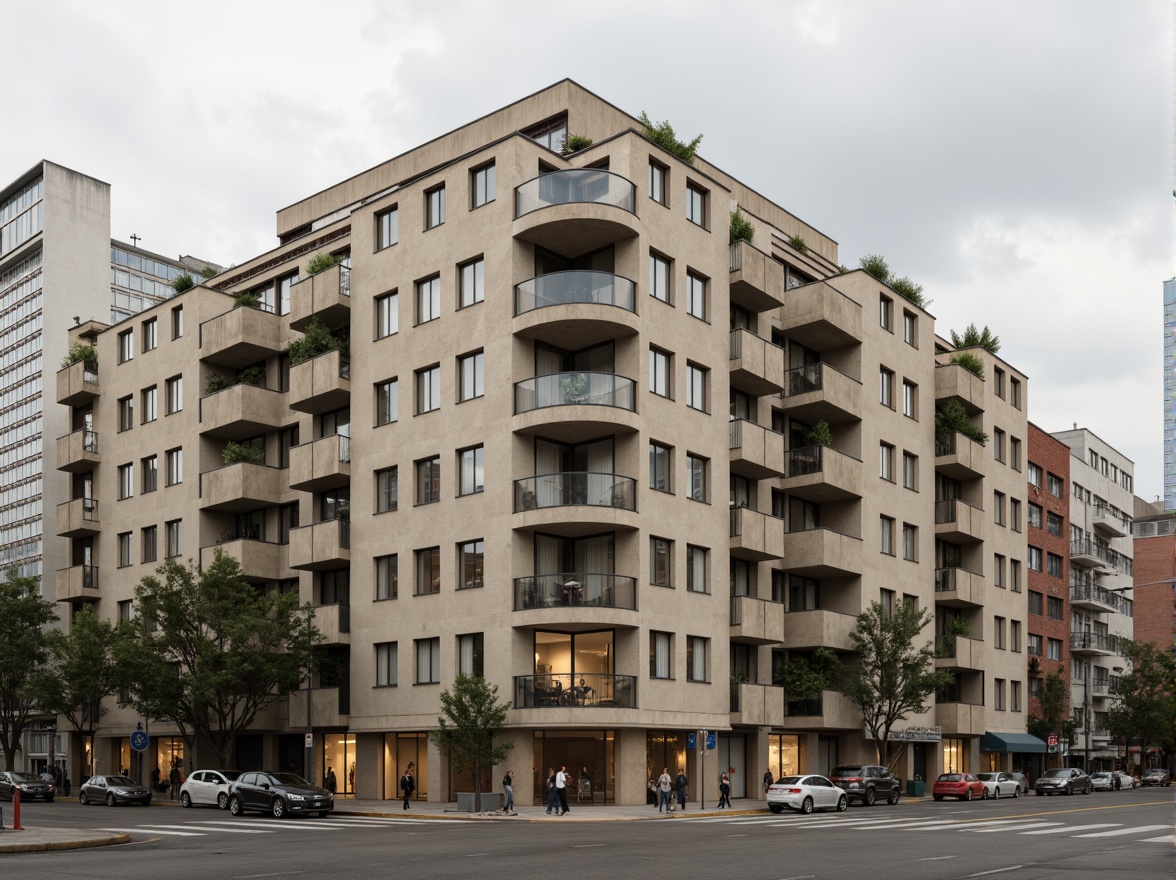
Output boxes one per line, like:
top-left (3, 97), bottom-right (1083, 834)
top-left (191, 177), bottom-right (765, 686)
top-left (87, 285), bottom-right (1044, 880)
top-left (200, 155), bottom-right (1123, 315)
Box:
top-left (1047, 734), bottom-right (1058, 746)
top-left (129, 731), bottom-right (149, 752)
top-left (686, 732), bottom-right (697, 750)
top-left (705, 731), bottom-right (716, 750)
top-left (304, 733), bottom-right (313, 749)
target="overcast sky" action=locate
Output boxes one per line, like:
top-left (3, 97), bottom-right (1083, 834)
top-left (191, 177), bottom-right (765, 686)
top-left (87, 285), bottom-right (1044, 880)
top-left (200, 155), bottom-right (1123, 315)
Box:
top-left (8, 1), bottom-right (1172, 499)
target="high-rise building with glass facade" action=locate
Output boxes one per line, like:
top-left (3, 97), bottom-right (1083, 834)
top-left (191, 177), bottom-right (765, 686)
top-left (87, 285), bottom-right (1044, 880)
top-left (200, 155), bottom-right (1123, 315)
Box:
top-left (1163, 278), bottom-right (1176, 509)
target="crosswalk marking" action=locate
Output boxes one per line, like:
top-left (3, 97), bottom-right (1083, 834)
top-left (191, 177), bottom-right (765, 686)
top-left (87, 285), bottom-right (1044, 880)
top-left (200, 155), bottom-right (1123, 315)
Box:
top-left (1071, 824), bottom-right (1171, 838)
top-left (968, 822), bottom-right (1061, 833)
top-left (1140, 836), bottom-right (1173, 843)
top-left (1019, 824), bottom-right (1119, 835)
top-left (854, 819), bottom-right (961, 830)
top-left (101, 827), bottom-right (204, 837)
top-left (919, 819), bottom-right (1034, 831)
top-left (144, 824), bottom-right (268, 834)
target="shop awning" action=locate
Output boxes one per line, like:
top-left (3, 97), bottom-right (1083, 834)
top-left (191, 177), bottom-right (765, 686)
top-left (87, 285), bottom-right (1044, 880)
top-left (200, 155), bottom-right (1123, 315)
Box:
top-left (980, 732), bottom-right (1047, 754)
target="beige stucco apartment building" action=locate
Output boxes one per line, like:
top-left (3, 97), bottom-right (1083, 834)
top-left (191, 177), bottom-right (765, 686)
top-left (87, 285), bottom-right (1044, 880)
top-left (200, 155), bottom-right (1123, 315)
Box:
top-left (53, 81), bottom-right (1038, 804)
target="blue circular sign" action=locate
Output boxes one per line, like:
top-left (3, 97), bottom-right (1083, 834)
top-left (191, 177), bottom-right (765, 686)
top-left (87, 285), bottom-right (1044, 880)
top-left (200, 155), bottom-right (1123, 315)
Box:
top-left (130, 731), bottom-right (149, 752)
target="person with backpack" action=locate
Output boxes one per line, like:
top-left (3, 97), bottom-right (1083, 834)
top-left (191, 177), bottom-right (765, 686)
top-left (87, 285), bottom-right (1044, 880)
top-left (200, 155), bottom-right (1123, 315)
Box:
top-left (401, 763), bottom-right (415, 810)
top-left (545, 766), bottom-right (560, 814)
top-left (502, 769), bottom-right (516, 814)
top-left (675, 768), bottom-right (689, 812)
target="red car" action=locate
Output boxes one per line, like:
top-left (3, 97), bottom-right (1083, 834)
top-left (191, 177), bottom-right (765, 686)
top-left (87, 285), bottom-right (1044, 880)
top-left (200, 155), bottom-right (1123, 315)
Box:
top-left (932, 772), bottom-right (988, 801)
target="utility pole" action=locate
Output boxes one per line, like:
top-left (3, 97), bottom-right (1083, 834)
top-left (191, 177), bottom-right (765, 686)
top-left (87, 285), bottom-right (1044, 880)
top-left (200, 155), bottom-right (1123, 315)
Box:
top-left (304, 606), bottom-right (315, 784)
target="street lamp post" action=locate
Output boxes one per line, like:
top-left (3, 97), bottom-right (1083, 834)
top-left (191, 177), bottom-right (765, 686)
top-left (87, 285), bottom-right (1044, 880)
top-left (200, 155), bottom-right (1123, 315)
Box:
top-left (304, 606), bottom-right (315, 785)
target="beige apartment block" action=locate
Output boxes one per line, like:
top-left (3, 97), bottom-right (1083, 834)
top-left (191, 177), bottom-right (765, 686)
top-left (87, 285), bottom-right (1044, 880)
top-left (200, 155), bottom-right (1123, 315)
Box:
top-left (56, 80), bottom-right (1038, 804)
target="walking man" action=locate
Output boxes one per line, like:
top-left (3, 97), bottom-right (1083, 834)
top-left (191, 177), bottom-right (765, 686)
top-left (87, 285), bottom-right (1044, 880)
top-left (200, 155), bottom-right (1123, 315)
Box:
top-left (502, 769), bottom-right (516, 814)
top-left (401, 763), bottom-right (415, 810)
top-left (658, 767), bottom-right (673, 813)
top-left (555, 765), bottom-right (570, 815)
top-left (675, 768), bottom-right (689, 812)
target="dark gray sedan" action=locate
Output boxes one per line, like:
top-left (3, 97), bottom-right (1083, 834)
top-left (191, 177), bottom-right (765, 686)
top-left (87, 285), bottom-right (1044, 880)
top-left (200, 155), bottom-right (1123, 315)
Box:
top-left (1034, 767), bottom-right (1092, 796)
top-left (0, 771), bottom-right (55, 802)
top-left (227, 771), bottom-right (333, 818)
top-left (79, 775), bottom-right (152, 806)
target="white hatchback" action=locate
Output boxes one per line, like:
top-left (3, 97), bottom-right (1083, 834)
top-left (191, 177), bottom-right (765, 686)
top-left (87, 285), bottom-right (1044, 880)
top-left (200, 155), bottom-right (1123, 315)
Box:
top-left (180, 769), bottom-right (242, 809)
top-left (767, 775), bottom-right (849, 814)
top-left (976, 772), bottom-right (1021, 799)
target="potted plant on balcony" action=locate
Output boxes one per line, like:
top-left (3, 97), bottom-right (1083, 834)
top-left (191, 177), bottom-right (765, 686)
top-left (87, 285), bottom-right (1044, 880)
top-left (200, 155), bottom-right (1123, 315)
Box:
top-left (560, 372), bottom-right (588, 404)
top-left (288, 318), bottom-right (347, 366)
top-left (305, 252), bottom-right (342, 276)
top-left (61, 342), bottom-right (99, 373)
top-left (222, 441), bottom-right (265, 466)
top-left (729, 208), bottom-right (755, 244)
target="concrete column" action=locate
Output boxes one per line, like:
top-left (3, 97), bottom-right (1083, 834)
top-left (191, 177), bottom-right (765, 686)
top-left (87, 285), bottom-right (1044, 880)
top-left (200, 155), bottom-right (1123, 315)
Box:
top-left (496, 728), bottom-right (534, 805)
top-left (354, 732), bottom-right (383, 800)
top-left (616, 728), bottom-right (648, 805)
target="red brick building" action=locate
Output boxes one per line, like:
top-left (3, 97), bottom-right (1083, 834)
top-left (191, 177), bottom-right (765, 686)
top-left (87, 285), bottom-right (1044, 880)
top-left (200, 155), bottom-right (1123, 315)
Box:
top-left (1129, 501), bottom-right (1176, 652)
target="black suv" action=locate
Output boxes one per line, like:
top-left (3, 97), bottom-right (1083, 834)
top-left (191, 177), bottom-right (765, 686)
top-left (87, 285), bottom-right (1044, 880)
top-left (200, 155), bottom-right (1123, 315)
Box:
top-left (227, 772), bottom-right (333, 819)
top-left (828, 764), bottom-right (901, 806)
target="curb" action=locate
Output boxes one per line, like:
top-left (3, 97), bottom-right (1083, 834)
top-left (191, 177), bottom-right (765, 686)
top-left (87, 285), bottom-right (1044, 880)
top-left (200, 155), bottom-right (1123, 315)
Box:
top-left (0, 832), bottom-right (131, 854)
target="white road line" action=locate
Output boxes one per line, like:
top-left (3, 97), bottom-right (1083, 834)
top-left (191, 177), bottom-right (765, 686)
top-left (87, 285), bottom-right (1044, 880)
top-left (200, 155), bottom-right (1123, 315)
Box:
top-left (1140, 836), bottom-right (1174, 843)
top-left (101, 827), bottom-right (204, 837)
top-left (917, 856), bottom-right (957, 861)
top-left (968, 822), bottom-right (1061, 833)
top-left (146, 824), bottom-right (269, 834)
top-left (222, 820), bottom-right (337, 830)
top-left (1019, 824), bottom-right (1119, 835)
top-left (927, 819), bottom-right (1038, 831)
top-left (853, 819), bottom-right (960, 830)
top-left (1071, 824), bottom-right (1171, 838)
top-left (967, 867), bottom-right (1023, 878)
top-left (572, 844), bottom-right (607, 848)
top-left (802, 816), bottom-right (941, 828)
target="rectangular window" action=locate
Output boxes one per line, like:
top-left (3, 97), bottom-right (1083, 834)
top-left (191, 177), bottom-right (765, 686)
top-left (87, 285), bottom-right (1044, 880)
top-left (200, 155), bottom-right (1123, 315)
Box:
top-left (416, 365), bottom-right (441, 413)
top-left (686, 364), bottom-right (707, 411)
top-left (649, 160), bottom-right (667, 206)
top-left (687, 545), bottom-right (708, 593)
top-left (118, 532), bottom-right (133, 568)
top-left (994, 428), bottom-right (1006, 462)
top-left (686, 271), bottom-right (706, 320)
top-left (141, 455), bottom-right (158, 494)
top-left (902, 523), bottom-right (917, 561)
top-left (141, 525), bottom-right (157, 564)
top-left (879, 295), bottom-right (893, 330)
top-left (415, 548), bottom-right (441, 595)
top-left (650, 442), bottom-right (671, 492)
top-left (902, 452), bottom-right (918, 490)
top-left (879, 368), bottom-right (894, 407)
top-left (1028, 463), bottom-right (1042, 488)
top-left (1010, 680), bottom-right (1021, 712)
top-left (1028, 503), bottom-right (1043, 529)
top-left (376, 206), bottom-right (399, 250)
top-left (171, 305), bottom-right (184, 339)
top-left (376, 378), bottom-right (399, 425)
top-left (1028, 590), bottom-right (1043, 616)
top-left (118, 396), bottom-right (134, 432)
top-left (375, 292), bottom-right (398, 340)
top-left (1010, 437), bottom-right (1021, 470)
top-left (459, 258), bottom-right (484, 308)
top-left (1010, 377), bottom-right (1021, 409)
top-left (686, 454), bottom-right (707, 502)
top-left (165, 519), bottom-right (182, 557)
top-left (415, 637), bottom-right (440, 684)
top-left (165, 376), bottom-right (182, 414)
top-left (1028, 546), bottom-right (1042, 571)
top-left (994, 367), bottom-right (1005, 398)
top-left (650, 536), bottom-right (672, 586)
top-left (1046, 596), bottom-right (1063, 620)
top-left (1047, 553), bottom-right (1062, 578)
top-left (376, 467), bottom-right (398, 513)
top-left (458, 351), bottom-right (484, 400)
top-left (118, 600), bottom-right (134, 622)
top-left (1047, 473), bottom-right (1063, 497)
top-left (650, 631), bottom-right (671, 678)
top-left (459, 446), bottom-right (484, 496)
top-left (118, 329), bottom-right (134, 363)
top-left (880, 515), bottom-right (895, 555)
top-left (902, 311), bottom-right (917, 346)
top-left (994, 678), bottom-right (1005, 711)
top-left (416, 276), bottom-right (441, 324)
top-left (459, 541), bottom-right (484, 590)
top-left (1010, 620), bottom-right (1021, 653)
top-left (649, 347), bottom-right (671, 397)
top-left (458, 632), bottom-right (484, 677)
top-left (1046, 511), bottom-right (1063, 536)
top-left (416, 457), bottom-right (441, 505)
top-left (880, 589), bottom-right (895, 616)
top-left (1010, 559), bottom-right (1021, 592)
top-left (118, 463), bottom-right (134, 500)
top-left (425, 186), bottom-right (445, 229)
top-left (142, 318), bottom-right (157, 352)
top-left (375, 554), bottom-right (398, 600)
top-left (141, 386), bottom-right (157, 423)
top-left (685, 183), bottom-right (707, 227)
top-left (994, 617), bottom-right (1005, 649)
top-left (1010, 499), bottom-right (1021, 532)
top-left (376, 642), bottom-right (397, 686)
top-left (649, 252), bottom-right (671, 303)
top-left (686, 636), bottom-right (708, 682)
top-left (471, 163), bottom-right (496, 208)
top-left (165, 447), bottom-right (183, 486)
top-left (879, 442), bottom-right (894, 481)
top-left (994, 491), bottom-right (1005, 526)
top-left (902, 380), bottom-right (917, 418)
top-left (787, 576), bottom-right (820, 611)
top-left (994, 554), bottom-right (1005, 588)
top-left (1028, 633), bottom-right (1042, 656)
top-left (1046, 637), bottom-right (1062, 660)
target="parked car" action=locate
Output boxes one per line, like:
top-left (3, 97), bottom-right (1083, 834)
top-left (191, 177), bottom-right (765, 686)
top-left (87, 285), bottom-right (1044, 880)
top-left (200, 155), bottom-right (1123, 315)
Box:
top-left (1008, 771), bottom-right (1030, 795)
top-left (227, 771), bottom-right (333, 818)
top-left (1034, 767), bottom-right (1091, 796)
top-left (0, 771), bottom-right (55, 802)
top-left (1090, 772), bottom-right (1114, 791)
top-left (78, 775), bottom-right (151, 806)
top-left (933, 772), bottom-right (987, 801)
top-left (827, 764), bottom-right (901, 806)
top-left (976, 772), bottom-right (1021, 798)
top-left (766, 775), bottom-right (850, 814)
top-left (1140, 768), bottom-right (1171, 787)
top-left (180, 770), bottom-right (242, 809)
top-left (1112, 771), bottom-right (1137, 790)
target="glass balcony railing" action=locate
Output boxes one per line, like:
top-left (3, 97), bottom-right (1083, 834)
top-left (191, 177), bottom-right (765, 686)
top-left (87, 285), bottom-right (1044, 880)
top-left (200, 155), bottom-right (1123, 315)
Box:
top-left (514, 372), bottom-right (636, 414)
top-left (515, 169), bottom-right (636, 218)
top-left (514, 673), bottom-right (636, 708)
top-left (513, 573), bottom-right (637, 610)
top-left (514, 271), bottom-right (636, 315)
top-left (515, 472), bottom-right (636, 512)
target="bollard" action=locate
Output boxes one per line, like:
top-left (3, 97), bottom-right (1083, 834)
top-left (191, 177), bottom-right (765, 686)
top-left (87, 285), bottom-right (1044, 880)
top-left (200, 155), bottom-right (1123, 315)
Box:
top-left (13, 787), bottom-right (20, 830)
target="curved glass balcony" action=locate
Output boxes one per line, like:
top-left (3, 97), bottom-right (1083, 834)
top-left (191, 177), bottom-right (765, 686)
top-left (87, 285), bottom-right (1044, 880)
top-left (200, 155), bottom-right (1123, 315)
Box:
top-left (513, 573), bottom-right (637, 611)
top-left (514, 673), bottom-right (636, 708)
top-left (515, 271), bottom-right (636, 315)
top-left (515, 372), bottom-right (636, 414)
top-left (515, 472), bottom-right (636, 512)
top-left (515, 169), bottom-right (636, 218)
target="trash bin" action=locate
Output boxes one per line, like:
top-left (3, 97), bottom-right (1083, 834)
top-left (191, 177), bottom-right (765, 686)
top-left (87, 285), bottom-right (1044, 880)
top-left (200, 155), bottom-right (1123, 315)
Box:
top-left (906, 780), bottom-right (925, 798)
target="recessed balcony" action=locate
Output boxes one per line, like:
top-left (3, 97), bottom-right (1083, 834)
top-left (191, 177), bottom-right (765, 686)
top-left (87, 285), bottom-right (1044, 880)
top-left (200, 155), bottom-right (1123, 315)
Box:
top-left (729, 419), bottom-right (785, 480)
top-left (936, 701), bottom-right (985, 736)
top-left (56, 565), bottom-right (99, 603)
top-left (289, 518), bottom-right (351, 571)
top-left (780, 363), bottom-right (862, 426)
top-left (56, 498), bottom-right (100, 538)
top-left (934, 498), bottom-right (984, 543)
top-left (935, 362), bottom-right (985, 414)
top-left (513, 372), bottom-right (639, 442)
top-left (729, 507), bottom-right (785, 561)
top-left (729, 330), bottom-right (784, 396)
top-left (729, 595), bottom-right (785, 645)
top-left (199, 462), bottom-right (285, 513)
top-left (56, 429), bottom-right (100, 473)
top-left (779, 528), bottom-right (863, 578)
top-left (289, 264), bottom-right (351, 332)
top-left (289, 686), bottom-right (349, 729)
top-left (57, 361), bottom-right (99, 407)
top-left (1069, 583), bottom-right (1119, 614)
top-left (513, 673), bottom-right (635, 709)
top-left (1070, 539), bottom-right (1112, 571)
top-left (934, 567), bottom-right (983, 608)
top-left (935, 635), bottom-right (983, 670)
top-left (513, 271), bottom-right (639, 348)
top-left (730, 682), bottom-right (785, 727)
top-left (310, 602), bottom-right (351, 646)
top-left (289, 349), bottom-right (350, 415)
top-left (513, 472), bottom-right (638, 536)
top-left (1070, 631), bottom-right (1118, 656)
top-left (288, 434), bottom-right (351, 493)
top-left (784, 690), bottom-right (861, 730)
top-left (775, 280), bottom-right (862, 352)
top-left (729, 240), bottom-right (786, 313)
top-left (513, 170), bottom-right (639, 254)
top-left (1091, 505), bottom-right (1128, 539)
top-left (783, 609), bottom-right (857, 652)
top-left (200, 538), bottom-right (285, 583)
top-left (200, 305), bottom-right (283, 369)
top-left (935, 431), bottom-right (984, 481)
top-left (780, 446), bottom-right (863, 503)
top-left (200, 384), bottom-right (287, 440)
top-left (513, 573), bottom-right (637, 611)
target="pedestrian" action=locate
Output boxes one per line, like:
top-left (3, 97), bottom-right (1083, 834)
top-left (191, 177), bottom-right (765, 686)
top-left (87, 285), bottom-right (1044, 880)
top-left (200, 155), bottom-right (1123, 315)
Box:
top-left (657, 766), bottom-right (673, 813)
top-left (648, 776), bottom-right (657, 805)
top-left (325, 766), bottom-right (337, 794)
top-left (401, 763), bottom-right (415, 810)
top-left (169, 763), bottom-right (181, 800)
top-left (556, 765), bottom-right (570, 815)
top-left (1112, 770), bottom-right (1121, 791)
top-left (151, 766), bottom-right (161, 793)
top-left (502, 769), bottom-right (516, 814)
top-left (545, 766), bottom-right (560, 814)
top-left (763, 769), bottom-right (774, 795)
top-left (62, 770), bottom-right (71, 798)
top-left (718, 773), bottom-right (731, 809)
top-left (675, 768), bottom-right (688, 812)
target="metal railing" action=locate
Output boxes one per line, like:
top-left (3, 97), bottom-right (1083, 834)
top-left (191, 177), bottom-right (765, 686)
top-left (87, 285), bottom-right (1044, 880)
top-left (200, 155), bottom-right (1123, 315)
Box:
top-left (83, 367), bottom-right (99, 386)
top-left (729, 241), bottom-right (743, 272)
top-left (785, 696), bottom-right (823, 717)
top-left (338, 264), bottom-right (351, 297)
top-left (515, 169), bottom-right (636, 218)
top-left (337, 353), bottom-right (350, 379)
top-left (514, 372), bottom-right (636, 414)
top-left (935, 635), bottom-right (959, 659)
top-left (935, 567), bottom-right (976, 592)
top-left (513, 673), bottom-right (636, 709)
top-left (514, 271), bottom-right (636, 315)
top-left (78, 564), bottom-right (99, 589)
top-left (935, 497), bottom-right (980, 525)
top-left (513, 574), bottom-right (636, 610)
top-left (514, 472), bottom-right (636, 512)
top-left (1070, 631), bottom-right (1118, 653)
top-left (782, 363), bottom-right (824, 397)
top-left (337, 518), bottom-right (350, 550)
top-left (78, 497), bottom-right (99, 522)
top-left (337, 435), bottom-right (351, 463)
top-left (785, 445), bottom-right (825, 477)
top-left (1069, 583), bottom-right (1117, 608)
top-left (81, 429), bottom-right (98, 453)
top-left (935, 431), bottom-right (975, 456)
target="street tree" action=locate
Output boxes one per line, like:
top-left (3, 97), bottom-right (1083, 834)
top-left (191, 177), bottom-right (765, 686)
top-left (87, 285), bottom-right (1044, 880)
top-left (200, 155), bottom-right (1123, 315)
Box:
top-left (842, 601), bottom-right (954, 768)
top-left (0, 570), bottom-right (58, 770)
top-left (115, 552), bottom-right (317, 769)
top-left (1027, 671), bottom-right (1069, 768)
top-left (430, 674), bottom-right (514, 811)
top-left (1108, 639), bottom-right (1176, 772)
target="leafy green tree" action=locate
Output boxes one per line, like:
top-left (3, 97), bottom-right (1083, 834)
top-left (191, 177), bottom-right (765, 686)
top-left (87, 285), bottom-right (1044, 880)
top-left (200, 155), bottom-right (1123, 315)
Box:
top-left (1108, 639), bottom-right (1176, 772)
top-left (889, 276), bottom-right (928, 308)
top-left (935, 399), bottom-right (988, 446)
top-left (60, 342), bottom-right (98, 372)
top-left (1027, 671), bottom-right (1069, 769)
top-left (950, 323), bottom-right (1001, 354)
top-left (858, 254), bottom-right (891, 282)
top-left (0, 570), bottom-right (58, 769)
top-left (774, 647), bottom-right (840, 699)
top-left (288, 318), bottom-right (347, 365)
top-left (430, 674), bottom-right (514, 811)
top-left (305, 252), bottom-right (341, 275)
top-left (199, 265), bottom-right (219, 279)
top-left (638, 112), bottom-right (703, 165)
top-left (115, 552), bottom-right (317, 769)
top-left (561, 134), bottom-right (594, 155)
top-left (842, 601), bottom-right (954, 768)
top-left (171, 273), bottom-right (195, 294)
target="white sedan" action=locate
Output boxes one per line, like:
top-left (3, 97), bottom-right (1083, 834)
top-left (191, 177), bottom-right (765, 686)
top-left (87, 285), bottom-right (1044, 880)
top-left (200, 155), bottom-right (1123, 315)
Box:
top-left (767, 775), bottom-right (849, 814)
top-left (180, 769), bottom-right (242, 809)
top-left (976, 772), bottom-right (1021, 799)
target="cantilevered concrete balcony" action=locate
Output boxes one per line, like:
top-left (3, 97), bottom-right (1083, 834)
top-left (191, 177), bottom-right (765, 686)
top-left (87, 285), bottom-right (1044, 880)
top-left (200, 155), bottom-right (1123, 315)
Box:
top-left (780, 363), bottom-right (862, 426)
top-left (729, 329), bottom-right (784, 396)
top-left (1070, 630), bottom-right (1118, 656)
top-left (729, 240), bottom-right (786, 313)
top-left (730, 682), bottom-right (785, 727)
top-left (288, 686), bottom-right (349, 729)
top-left (289, 349), bottom-right (350, 415)
top-left (935, 362), bottom-right (985, 414)
top-left (935, 635), bottom-right (984, 670)
top-left (289, 263), bottom-right (351, 332)
top-left (934, 498), bottom-right (984, 543)
top-left (729, 595), bottom-right (786, 645)
top-left (729, 419), bottom-right (785, 480)
top-left (200, 305), bottom-right (283, 369)
top-left (513, 472), bottom-right (639, 536)
top-left (513, 271), bottom-right (639, 349)
top-left (934, 567), bottom-right (984, 608)
top-left (200, 384), bottom-right (287, 440)
top-left (936, 701), bottom-right (985, 736)
top-left (513, 170), bottom-right (639, 253)
top-left (1091, 504), bottom-right (1128, 539)
top-left (775, 280), bottom-right (862, 351)
top-left (56, 498), bottom-right (100, 538)
top-left (781, 446), bottom-right (863, 503)
top-left (289, 519), bottom-right (351, 571)
top-left (783, 609), bottom-right (857, 652)
top-left (310, 602), bottom-right (351, 646)
top-left (934, 431), bottom-right (984, 481)
top-left (200, 538), bottom-right (285, 583)
top-left (199, 462), bottom-right (285, 513)
top-left (779, 528), bottom-right (863, 578)
top-left (288, 434), bottom-right (351, 493)
top-left (1069, 583), bottom-right (1119, 614)
top-left (512, 574), bottom-right (640, 630)
top-left (56, 429), bottom-right (100, 473)
top-left (513, 372), bottom-right (639, 443)
top-left (57, 361), bottom-right (99, 407)
top-left (729, 507), bottom-right (785, 561)
top-left (56, 565), bottom-right (99, 603)
top-left (784, 691), bottom-right (861, 730)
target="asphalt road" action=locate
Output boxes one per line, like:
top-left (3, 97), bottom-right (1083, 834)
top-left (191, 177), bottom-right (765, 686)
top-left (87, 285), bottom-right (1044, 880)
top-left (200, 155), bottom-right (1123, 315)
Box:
top-left (4, 788), bottom-right (1173, 880)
